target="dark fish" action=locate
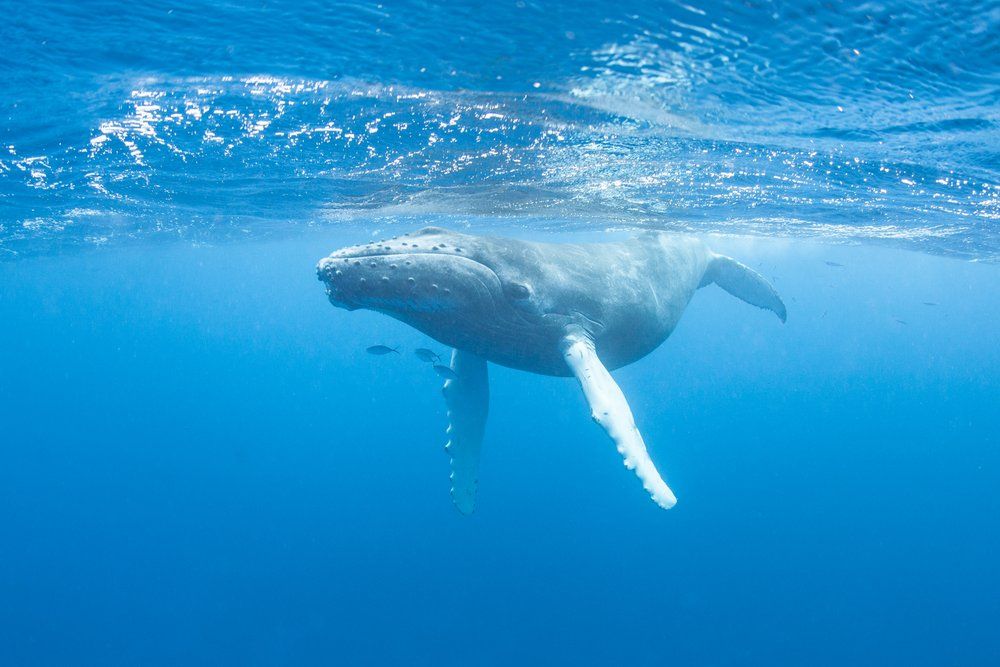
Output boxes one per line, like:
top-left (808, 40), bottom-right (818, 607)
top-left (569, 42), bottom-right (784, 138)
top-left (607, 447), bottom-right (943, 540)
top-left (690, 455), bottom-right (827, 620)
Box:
top-left (895, 319), bottom-right (908, 326)
top-left (825, 261), bottom-right (845, 267)
top-left (433, 364), bottom-right (459, 381)
top-left (923, 301), bottom-right (938, 307)
top-left (414, 348), bottom-right (441, 363)
top-left (366, 345), bottom-right (399, 355)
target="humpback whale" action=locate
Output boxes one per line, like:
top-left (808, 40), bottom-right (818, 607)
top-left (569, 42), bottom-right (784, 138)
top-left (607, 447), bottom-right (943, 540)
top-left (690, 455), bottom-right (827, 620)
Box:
top-left (317, 227), bottom-right (785, 512)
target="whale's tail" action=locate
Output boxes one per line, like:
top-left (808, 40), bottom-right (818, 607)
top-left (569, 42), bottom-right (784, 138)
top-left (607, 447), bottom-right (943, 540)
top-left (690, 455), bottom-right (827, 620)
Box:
top-left (702, 254), bottom-right (787, 322)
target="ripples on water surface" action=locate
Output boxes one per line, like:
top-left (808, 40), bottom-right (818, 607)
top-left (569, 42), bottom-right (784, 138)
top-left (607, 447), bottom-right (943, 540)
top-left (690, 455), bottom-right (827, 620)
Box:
top-left (1, 0), bottom-right (998, 257)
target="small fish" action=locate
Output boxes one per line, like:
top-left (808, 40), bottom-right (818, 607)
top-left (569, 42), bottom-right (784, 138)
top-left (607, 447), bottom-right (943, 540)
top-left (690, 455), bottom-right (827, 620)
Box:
top-left (895, 319), bottom-right (908, 326)
top-left (414, 348), bottom-right (441, 363)
top-left (825, 261), bottom-right (845, 267)
top-left (923, 301), bottom-right (938, 307)
top-left (433, 364), bottom-right (460, 381)
top-left (366, 345), bottom-right (399, 355)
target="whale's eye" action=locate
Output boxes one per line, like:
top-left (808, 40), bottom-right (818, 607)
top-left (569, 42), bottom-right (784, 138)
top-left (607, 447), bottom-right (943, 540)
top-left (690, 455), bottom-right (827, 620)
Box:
top-left (505, 283), bottom-right (531, 300)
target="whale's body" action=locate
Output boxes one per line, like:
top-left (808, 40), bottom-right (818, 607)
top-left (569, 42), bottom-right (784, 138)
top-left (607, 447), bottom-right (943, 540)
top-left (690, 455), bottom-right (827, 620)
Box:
top-left (318, 227), bottom-right (785, 512)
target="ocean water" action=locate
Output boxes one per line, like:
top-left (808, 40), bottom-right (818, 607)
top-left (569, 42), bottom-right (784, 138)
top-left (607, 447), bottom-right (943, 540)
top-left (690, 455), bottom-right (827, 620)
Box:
top-left (1, 1), bottom-right (999, 665)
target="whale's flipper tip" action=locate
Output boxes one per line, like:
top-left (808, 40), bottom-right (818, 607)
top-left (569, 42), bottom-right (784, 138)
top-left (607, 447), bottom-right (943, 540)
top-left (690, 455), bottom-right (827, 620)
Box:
top-left (704, 254), bottom-right (787, 323)
top-left (448, 466), bottom-right (477, 515)
top-left (657, 498), bottom-right (677, 510)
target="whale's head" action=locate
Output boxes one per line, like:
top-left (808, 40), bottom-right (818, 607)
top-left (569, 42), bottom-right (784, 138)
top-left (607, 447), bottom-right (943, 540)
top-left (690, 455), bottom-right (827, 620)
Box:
top-left (317, 227), bottom-right (546, 350)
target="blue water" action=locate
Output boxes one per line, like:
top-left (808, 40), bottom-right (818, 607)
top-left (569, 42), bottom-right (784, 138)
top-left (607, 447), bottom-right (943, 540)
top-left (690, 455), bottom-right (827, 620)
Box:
top-left (2, 1), bottom-right (999, 665)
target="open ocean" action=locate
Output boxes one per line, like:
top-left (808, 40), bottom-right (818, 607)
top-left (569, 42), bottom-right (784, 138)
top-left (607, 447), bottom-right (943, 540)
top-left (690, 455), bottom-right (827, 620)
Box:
top-left (1, 1), bottom-right (998, 664)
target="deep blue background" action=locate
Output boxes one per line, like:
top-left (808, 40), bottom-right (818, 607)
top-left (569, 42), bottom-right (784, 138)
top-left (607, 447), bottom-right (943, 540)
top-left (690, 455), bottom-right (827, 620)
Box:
top-left (1, 229), bottom-right (997, 664)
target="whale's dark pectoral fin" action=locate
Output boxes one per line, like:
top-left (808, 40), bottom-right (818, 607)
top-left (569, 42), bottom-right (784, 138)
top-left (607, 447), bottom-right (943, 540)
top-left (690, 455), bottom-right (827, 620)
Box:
top-left (562, 334), bottom-right (677, 510)
top-left (703, 254), bottom-right (787, 323)
top-left (441, 349), bottom-right (489, 515)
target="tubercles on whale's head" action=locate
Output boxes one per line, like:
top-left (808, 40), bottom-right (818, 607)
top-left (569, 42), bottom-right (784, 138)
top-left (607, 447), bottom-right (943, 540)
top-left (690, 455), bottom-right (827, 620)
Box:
top-left (316, 228), bottom-right (509, 338)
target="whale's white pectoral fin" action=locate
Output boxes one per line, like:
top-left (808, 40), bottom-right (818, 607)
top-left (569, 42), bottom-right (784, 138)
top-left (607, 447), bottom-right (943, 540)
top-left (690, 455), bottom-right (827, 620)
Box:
top-left (562, 334), bottom-right (677, 510)
top-left (442, 349), bottom-right (489, 515)
top-left (703, 253), bottom-right (787, 323)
